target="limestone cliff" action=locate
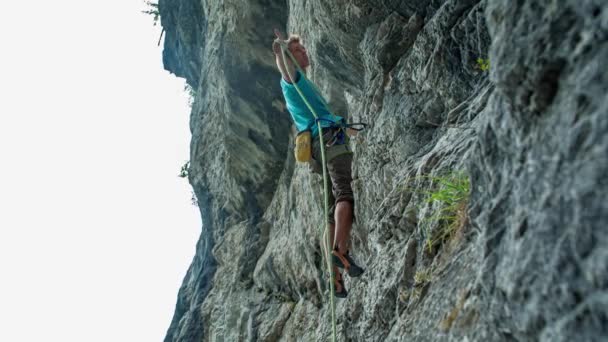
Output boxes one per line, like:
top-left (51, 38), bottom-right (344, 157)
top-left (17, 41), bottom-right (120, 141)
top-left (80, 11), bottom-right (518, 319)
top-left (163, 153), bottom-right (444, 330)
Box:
top-left (159, 1), bottom-right (608, 341)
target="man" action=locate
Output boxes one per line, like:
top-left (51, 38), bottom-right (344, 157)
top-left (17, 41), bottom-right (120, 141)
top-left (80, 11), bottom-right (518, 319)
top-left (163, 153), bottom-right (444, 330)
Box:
top-left (272, 29), bottom-right (364, 298)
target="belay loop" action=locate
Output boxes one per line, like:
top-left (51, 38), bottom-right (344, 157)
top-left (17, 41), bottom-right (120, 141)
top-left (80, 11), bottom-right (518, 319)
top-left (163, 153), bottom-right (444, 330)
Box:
top-left (345, 122), bottom-right (367, 132)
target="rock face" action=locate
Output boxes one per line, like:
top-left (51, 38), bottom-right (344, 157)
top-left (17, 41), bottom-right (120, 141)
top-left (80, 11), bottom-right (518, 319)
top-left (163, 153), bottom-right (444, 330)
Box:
top-left (159, 0), bottom-right (608, 341)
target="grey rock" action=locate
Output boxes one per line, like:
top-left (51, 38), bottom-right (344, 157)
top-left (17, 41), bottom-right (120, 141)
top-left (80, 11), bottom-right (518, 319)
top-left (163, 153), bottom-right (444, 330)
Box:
top-left (159, 0), bottom-right (608, 341)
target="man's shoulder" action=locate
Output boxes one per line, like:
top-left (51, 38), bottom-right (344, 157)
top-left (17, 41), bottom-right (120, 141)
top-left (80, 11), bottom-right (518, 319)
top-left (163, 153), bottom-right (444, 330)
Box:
top-left (280, 71), bottom-right (303, 87)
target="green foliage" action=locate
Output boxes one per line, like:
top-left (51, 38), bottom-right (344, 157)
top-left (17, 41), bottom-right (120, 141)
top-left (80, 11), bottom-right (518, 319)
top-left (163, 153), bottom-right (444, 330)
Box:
top-left (414, 268), bottom-right (432, 286)
top-left (178, 161), bottom-right (197, 206)
top-left (142, 1), bottom-right (160, 26)
top-left (476, 58), bottom-right (490, 72)
top-left (179, 161), bottom-right (190, 178)
top-left (420, 172), bottom-right (471, 252)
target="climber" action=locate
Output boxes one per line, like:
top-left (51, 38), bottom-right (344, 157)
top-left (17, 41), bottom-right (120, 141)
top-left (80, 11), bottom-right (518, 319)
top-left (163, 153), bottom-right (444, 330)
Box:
top-left (272, 29), bottom-right (364, 298)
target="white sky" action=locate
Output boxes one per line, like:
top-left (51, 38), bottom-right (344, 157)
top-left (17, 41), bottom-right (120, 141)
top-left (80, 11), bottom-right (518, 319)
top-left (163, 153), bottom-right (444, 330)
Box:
top-left (0, 1), bottom-right (200, 341)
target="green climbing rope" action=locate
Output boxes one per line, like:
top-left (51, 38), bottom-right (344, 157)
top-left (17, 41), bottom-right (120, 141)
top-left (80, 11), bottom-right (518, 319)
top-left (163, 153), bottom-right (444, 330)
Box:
top-left (279, 42), bottom-right (338, 342)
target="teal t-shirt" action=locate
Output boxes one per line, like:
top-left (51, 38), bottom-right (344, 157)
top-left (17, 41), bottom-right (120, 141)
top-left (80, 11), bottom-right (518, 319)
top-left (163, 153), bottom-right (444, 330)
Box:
top-left (280, 71), bottom-right (344, 137)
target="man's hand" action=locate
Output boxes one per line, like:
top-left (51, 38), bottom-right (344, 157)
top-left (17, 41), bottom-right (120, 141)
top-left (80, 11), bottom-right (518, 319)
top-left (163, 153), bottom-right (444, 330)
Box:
top-left (273, 28), bottom-right (295, 83)
top-left (272, 28), bottom-right (287, 55)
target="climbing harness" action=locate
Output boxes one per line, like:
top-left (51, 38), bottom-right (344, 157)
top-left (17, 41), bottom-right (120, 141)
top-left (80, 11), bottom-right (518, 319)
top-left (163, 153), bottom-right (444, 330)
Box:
top-left (312, 118), bottom-right (366, 147)
top-left (297, 118), bottom-right (367, 163)
top-left (278, 37), bottom-right (366, 342)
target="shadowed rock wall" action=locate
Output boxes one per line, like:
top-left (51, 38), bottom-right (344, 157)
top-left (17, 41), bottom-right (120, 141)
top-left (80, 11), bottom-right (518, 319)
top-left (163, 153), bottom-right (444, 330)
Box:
top-left (159, 0), bottom-right (608, 341)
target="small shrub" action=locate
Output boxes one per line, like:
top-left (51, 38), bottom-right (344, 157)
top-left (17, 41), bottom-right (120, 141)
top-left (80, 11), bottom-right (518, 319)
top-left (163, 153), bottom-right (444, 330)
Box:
top-left (177, 162), bottom-right (196, 205)
top-left (421, 172), bottom-right (470, 252)
top-left (476, 58), bottom-right (490, 72)
top-left (414, 269), bottom-right (432, 286)
top-left (142, 1), bottom-right (160, 26)
top-left (178, 161), bottom-right (190, 178)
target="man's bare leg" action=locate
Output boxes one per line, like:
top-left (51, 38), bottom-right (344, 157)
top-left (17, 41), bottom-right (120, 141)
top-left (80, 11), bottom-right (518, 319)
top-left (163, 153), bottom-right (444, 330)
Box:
top-left (324, 223), bottom-right (338, 263)
top-left (332, 200), bottom-right (364, 277)
top-left (324, 223), bottom-right (345, 293)
top-left (334, 200), bottom-right (353, 254)
top-left (324, 223), bottom-right (335, 252)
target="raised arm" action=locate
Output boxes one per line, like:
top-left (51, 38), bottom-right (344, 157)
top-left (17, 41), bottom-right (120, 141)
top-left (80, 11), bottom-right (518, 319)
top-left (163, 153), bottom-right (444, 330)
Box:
top-left (273, 29), bottom-right (296, 83)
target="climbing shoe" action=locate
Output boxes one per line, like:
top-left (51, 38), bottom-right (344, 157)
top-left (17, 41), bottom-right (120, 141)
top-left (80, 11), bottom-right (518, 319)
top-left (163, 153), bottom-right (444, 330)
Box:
top-left (332, 248), bottom-right (365, 277)
top-left (334, 271), bottom-right (347, 298)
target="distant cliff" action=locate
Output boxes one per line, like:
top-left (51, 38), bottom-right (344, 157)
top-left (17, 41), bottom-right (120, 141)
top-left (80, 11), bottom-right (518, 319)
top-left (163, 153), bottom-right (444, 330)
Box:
top-left (159, 1), bottom-right (608, 341)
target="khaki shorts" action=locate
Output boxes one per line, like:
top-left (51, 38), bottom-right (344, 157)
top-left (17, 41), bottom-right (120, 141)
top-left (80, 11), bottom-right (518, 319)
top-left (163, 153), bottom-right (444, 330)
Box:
top-left (310, 128), bottom-right (354, 224)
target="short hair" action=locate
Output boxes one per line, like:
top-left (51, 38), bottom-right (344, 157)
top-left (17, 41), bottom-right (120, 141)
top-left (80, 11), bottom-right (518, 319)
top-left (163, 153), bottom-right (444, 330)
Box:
top-left (286, 34), bottom-right (301, 49)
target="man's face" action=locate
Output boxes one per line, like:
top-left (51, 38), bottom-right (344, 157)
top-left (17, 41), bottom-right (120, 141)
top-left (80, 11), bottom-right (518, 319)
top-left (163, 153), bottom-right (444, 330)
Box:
top-left (288, 41), bottom-right (310, 68)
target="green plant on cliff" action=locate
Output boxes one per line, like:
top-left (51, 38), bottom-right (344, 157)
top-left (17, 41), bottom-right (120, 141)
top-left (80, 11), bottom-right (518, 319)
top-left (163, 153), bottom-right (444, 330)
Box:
top-left (421, 172), bottom-right (470, 252)
top-left (476, 57), bottom-right (490, 72)
top-left (178, 161), bottom-right (197, 206)
top-left (414, 268), bottom-right (433, 286)
top-left (142, 1), bottom-right (160, 26)
top-left (178, 161), bottom-right (190, 178)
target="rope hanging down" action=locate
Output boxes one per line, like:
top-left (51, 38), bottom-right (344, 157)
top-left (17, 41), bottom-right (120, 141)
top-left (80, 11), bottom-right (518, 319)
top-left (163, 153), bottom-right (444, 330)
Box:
top-left (278, 40), bottom-right (338, 342)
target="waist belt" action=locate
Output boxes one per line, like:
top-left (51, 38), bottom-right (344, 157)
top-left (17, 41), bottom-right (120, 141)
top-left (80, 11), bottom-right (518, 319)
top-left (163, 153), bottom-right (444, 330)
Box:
top-left (310, 118), bottom-right (367, 147)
